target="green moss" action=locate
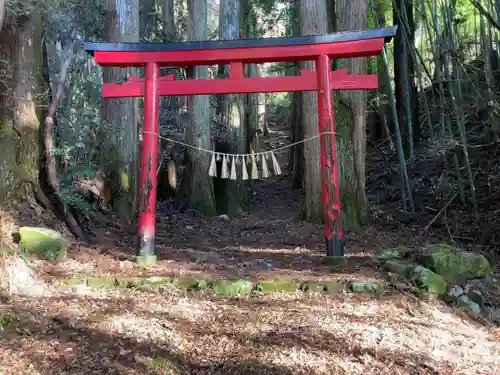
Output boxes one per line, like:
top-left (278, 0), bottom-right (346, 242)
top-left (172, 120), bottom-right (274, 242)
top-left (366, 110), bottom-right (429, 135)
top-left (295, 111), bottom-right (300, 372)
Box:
top-left (0, 122), bottom-right (39, 206)
top-left (0, 312), bottom-right (14, 328)
top-left (409, 265), bottom-right (448, 296)
top-left (144, 276), bottom-right (173, 285)
top-left (18, 227), bottom-right (67, 261)
top-left (119, 170), bottom-right (130, 191)
top-left (420, 244), bottom-right (491, 280)
top-left (376, 246), bottom-right (411, 262)
top-left (256, 279), bottom-right (300, 293)
top-left (348, 280), bottom-right (384, 295)
top-left (384, 259), bottom-right (411, 277)
top-left (213, 279), bottom-right (253, 297)
top-left (115, 276), bottom-right (143, 288)
top-left (172, 278), bottom-right (208, 291)
top-left (86, 276), bottom-right (117, 288)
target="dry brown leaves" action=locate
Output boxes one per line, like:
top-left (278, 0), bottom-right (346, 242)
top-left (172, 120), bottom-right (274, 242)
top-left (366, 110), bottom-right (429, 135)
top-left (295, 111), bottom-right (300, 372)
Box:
top-left (0, 283), bottom-right (499, 375)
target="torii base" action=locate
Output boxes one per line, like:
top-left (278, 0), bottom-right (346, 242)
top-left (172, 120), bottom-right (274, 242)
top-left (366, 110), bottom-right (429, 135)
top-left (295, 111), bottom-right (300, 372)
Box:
top-left (326, 236), bottom-right (344, 257)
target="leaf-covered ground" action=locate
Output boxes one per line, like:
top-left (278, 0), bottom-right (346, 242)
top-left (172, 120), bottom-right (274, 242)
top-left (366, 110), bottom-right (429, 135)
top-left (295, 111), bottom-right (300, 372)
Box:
top-left (1, 280), bottom-right (499, 375)
top-left (1, 126), bottom-right (500, 374)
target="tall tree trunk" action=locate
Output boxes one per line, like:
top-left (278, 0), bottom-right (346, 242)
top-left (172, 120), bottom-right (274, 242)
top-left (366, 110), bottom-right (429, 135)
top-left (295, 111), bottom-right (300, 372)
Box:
top-left (161, 0), bottom-right (176, 40)
top-left (288, 0), bottom-right (303, 189)
top-left (298, 0), bottom-right (328, 222)
top-left (0, 14), bottom-right (40, 203)
top-left (186, 0), bottom-right (217, 215)
top-left (247, 63), bottom-right (266, 149)
top-left (335, 0), bottom-right (370, 228)
top-left (217, 0), bottom-right (249, 215)
top-left (102, 0), bottom-right (140, 224)
top-left (159, 0), bottom-right (182, 126)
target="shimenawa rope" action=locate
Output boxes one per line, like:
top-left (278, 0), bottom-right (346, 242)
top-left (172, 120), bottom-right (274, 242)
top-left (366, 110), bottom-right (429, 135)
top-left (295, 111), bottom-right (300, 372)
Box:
top-left (143, 130), bottom-right (335, 180)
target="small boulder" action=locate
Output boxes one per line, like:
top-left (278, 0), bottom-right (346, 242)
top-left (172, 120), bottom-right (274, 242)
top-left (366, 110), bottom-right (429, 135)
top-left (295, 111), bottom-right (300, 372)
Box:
top-left (410, 265), bottom-right (448, 296)
top-left (384, 259), bottom-right (411, 277)
top-left (301, 281), bottom-right (326, 293)
top-left (172, 278), bottom-right (208, 291)
top-left (324, 281), bottom-right (344, 294)
top-left (18, 227), bottom-right (67, 261)
top-left (444, 284), bottom-right (464, 303)
top-left (466, 289), bottom-right (486, 307)
top-left (457, 295), bottom-right (481, 317)
top-left (256, 279), bottom-right (300, 293)
top-left (213, 279), bottom-right (253, 297)
top-left (348, 280), bottom-right (384, 295)
top-left (375, 246), bottom-right (411, 262)
top-left (419, 244), bottom-right (491, 281)
top-left (86, 276), bottom-right (117, 288)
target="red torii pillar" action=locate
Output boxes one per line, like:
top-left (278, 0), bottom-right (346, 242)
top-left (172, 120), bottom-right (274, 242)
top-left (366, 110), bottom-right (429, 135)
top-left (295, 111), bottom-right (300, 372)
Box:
top-left (84, 25), bottom-right (397, 263)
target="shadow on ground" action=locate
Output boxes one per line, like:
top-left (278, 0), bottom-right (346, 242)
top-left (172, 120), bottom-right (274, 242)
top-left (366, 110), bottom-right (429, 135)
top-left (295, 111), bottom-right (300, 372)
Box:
top-left (0, 296), bottom-right (454, 375)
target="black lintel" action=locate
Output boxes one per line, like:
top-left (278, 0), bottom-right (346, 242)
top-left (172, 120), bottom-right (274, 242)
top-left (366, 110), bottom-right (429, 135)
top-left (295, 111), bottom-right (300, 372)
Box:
top-left (84, 26), bottom-right (397, 56)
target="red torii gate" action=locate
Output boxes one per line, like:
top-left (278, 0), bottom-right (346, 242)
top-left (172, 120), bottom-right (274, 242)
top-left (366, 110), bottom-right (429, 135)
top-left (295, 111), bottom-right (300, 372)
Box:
top-left (84, 26), bottom-right (397, 263)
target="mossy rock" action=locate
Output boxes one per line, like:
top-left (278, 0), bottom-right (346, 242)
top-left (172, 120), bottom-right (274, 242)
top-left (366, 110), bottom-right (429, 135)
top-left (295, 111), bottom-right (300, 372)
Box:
top-left (256, 280), bottom-right (300, 293)
top-left (444, 284), bottom-right (465, 303)
top-left (213, 280), bottom-right (253, 297)
top-left (115, 276), bottom-right (144, 288)
top-left (144, 276), bottom-right (173, 286)
top-left (457, 295), bottom-right (481, 317)
top-left (375, 246), bottom-right (411, 262)
top-left (18, 227), bottom-right (67, 261)
top-left (419, 244), bottom-right (491, 281)
top-left (348, 280), bottom-right (384, 295)
top-left (409, 265), bottom-right (447, 296)
top-left (301, 281), bottom-right (326, 292)
top-left (384, 259), bottom-right (411, 277)
top-left (466, 289), bottom-right (486, 307)
top-left (86, 276), bottom-right (117, 288)
top-left (172, 278), bottom-right (209, 291)
top-left (324, 281), bottom-right (344, 294)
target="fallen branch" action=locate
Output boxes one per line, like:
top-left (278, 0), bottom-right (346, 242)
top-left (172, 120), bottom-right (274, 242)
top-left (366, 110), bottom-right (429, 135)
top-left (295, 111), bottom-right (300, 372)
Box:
top-left (423, 191), bottom-right (459, 233)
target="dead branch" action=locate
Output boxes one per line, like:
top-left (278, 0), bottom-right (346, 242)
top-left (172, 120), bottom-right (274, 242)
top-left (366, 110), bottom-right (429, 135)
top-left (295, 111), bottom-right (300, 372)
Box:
top-left (423, 191), bottom-right (459, 233)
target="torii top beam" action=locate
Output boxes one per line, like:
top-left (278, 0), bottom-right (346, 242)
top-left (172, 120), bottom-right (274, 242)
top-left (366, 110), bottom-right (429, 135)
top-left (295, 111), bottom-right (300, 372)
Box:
top-left (84, 26), bottom-right (397, 67)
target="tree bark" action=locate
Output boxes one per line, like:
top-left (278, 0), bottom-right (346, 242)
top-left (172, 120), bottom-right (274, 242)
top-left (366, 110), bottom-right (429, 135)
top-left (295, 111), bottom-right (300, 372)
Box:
top-left (335, 0), bottom-right (370, 228)
top-left (161, 0), bottom-right (176, 40)
top-left (216, 0), bottom-right (249, 215)
top-left (102, 0), bottom-right (140, 224)
top-left (186, 0), bottom-right (217, 215)
top-left (298, 0), bottom-right (328, 222)
top-left (0, 14), bottom-right (42, 205)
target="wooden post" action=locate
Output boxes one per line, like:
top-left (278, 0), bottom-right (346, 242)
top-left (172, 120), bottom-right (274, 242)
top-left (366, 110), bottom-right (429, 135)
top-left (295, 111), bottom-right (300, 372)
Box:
top-left (316, 54), bottom-right (344, 256)
top-left (137, 62), bottom-right (160, 264)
